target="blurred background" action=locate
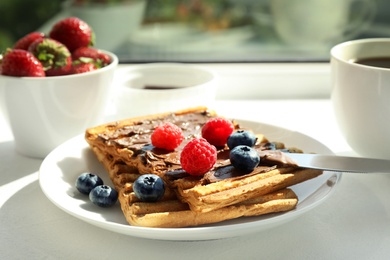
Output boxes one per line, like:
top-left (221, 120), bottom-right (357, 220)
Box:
top-left (1, 0), bottom-right (389, 63)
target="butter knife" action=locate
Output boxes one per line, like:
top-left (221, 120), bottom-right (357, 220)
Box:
top-left (286, 153), bottom-right (390, 173)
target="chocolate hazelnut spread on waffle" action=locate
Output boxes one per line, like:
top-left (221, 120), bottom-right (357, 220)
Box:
top-left (95, 110), bottom-right (215, 173)
top-left (97, 111), bottom-right (212, 150)
top-left (85, 107), bottom-right (322, 227)
top-left (94, 110), bottom-right (298, 184)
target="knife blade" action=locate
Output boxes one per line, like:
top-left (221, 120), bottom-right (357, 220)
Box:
top-left (285, 153), bottom-right (390, 173)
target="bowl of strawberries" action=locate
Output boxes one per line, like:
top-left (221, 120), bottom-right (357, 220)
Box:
top-left (0, 17), bottom-right (118, 158)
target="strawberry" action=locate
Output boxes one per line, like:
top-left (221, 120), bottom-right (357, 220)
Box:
top-left (71, 62), bottom-right (97, 74)
top-left (13, 32), bottom-right (46, 50)
top-left (28, 38), bottom-right (72, 76)
top-left (1, 49), bottom-right (45, 77)
top-left (49, 17), bottom-right (94, 52)
top-left (72, 47), bottom-right (111, 68)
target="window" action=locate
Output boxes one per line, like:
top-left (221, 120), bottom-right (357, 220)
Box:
top-left (0, 0), bottom-right (388, 63)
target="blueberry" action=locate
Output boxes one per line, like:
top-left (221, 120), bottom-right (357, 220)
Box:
top-left (227, 130), bottom-right (257, 149)
top-left (75, 173), bottom-right (104, 195)
top-left (230, 145), bottom-right (260, 173)
top-left (133, 174), bottom-right (165, 202)
top-left (89, 185), bottom-right (118, 207)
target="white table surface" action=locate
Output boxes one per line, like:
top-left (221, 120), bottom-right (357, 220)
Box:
top-left (1, 98), bottom-right (390, 260)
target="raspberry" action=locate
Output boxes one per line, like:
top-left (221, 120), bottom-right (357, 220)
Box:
top-left (202, 117), bottom-right (234, 147)
top-left (180, 138), bottom-right (217, 176)
top-left (151, 122), bottom-right (184, 150)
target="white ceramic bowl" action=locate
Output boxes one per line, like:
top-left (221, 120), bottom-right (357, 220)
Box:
top-left (112, 63), bottom-right (218, 119)
top-left (0, 51), bottom-right (118, 158)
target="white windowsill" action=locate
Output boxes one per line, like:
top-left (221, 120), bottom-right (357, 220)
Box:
top-left (202, 62), bottom-right (331, 100)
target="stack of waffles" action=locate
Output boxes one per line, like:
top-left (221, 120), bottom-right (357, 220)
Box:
top-left (85, 107), bottom-right (322, 228)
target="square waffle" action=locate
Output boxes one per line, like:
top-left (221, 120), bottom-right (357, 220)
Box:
top-left (85, 107), bottom-right (322, 227)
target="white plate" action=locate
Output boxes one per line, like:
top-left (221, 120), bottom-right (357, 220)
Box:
top-left (39, 119), bottom-right (341, 241)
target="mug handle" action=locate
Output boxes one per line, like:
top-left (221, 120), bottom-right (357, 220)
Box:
top-left (342, 0), bottom-right (377, 39)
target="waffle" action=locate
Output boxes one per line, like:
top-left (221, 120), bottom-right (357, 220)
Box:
top-left (85, 106), bottom-right (322, 228)
top-left (92, 146), bottom-right (298, 228)
top-left (168, 166), bottom-right (321, 213)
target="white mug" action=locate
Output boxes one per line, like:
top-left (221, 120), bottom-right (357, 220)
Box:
top-left (271, 0), bottom-right (375, 47)
top-left (331, 38), bottom-right (390, 159)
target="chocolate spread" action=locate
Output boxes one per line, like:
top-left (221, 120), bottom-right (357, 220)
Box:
top-left (97, 110), bottom-right (298, 183)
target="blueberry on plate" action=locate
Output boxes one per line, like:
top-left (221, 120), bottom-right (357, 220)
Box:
top-left (230, 145), bottom-right (260, 173)
top-left (75, 172), bottom-right (104, 195)
top-left (133, 174), bottom-right (165, 202)
top-left (89, 185), bottom-right (118, 207)
top-left (227, 130), bottom-right (257, 149)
